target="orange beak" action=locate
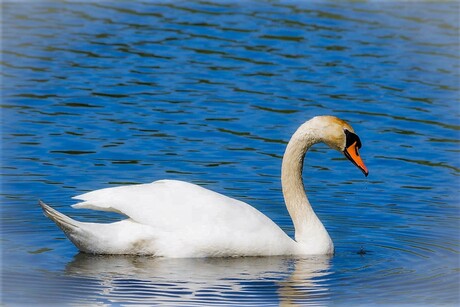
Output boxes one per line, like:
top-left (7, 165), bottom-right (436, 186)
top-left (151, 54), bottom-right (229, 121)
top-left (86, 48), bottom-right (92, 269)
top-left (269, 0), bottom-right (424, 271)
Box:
top-left (344, 141), bottom-right (369, 177)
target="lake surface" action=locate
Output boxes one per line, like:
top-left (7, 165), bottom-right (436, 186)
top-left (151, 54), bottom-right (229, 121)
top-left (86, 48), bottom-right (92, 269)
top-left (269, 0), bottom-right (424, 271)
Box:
top-left (2, 1), bottom-right (459, 306)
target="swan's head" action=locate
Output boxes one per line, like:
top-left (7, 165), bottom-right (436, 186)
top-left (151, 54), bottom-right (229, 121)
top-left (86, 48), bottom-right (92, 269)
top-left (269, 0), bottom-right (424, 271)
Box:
top-left (311, 116), bottom-right (369, 177)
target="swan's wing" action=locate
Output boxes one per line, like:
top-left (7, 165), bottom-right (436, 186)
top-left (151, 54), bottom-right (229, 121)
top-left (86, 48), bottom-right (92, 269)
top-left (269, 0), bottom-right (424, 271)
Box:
top-left (73, 180), bottom-right (260, 227)
top-left (72, 180), bottom-right (293, 256)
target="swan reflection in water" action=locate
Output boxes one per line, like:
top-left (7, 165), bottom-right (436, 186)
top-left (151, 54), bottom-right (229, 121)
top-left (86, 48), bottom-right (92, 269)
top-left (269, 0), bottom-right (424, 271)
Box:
top-left (65, 253), bottom-right (332, 305)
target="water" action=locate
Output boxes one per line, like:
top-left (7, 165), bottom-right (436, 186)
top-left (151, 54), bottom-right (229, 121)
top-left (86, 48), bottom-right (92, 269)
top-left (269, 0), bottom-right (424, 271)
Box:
top-left (1, 1), bottom-right (459, 306)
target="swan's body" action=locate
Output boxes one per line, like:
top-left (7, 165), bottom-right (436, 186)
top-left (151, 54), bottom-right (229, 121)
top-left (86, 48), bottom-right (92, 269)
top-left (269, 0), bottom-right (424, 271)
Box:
top-left (40, 116), bottom-right (368, 257)
top-left (42, 180), bottom-right (299, 257)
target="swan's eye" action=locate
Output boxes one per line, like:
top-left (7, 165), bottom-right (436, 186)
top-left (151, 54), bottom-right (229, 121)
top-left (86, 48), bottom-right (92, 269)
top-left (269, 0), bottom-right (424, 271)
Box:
top-left (344, 129), bottom-right (362, 149)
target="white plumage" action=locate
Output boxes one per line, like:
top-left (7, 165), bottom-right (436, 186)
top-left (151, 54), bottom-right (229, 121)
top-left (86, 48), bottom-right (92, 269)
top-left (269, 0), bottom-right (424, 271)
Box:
top-left (40, 115), bottom-right (368, 258)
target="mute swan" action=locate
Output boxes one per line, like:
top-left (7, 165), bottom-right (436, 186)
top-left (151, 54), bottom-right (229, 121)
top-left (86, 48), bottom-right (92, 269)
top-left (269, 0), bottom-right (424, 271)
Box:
top-left (40, 115), bottom-right (368, 257)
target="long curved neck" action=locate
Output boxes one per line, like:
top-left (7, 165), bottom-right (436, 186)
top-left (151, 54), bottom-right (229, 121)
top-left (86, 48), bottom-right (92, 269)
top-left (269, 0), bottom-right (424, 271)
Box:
top-left (281, 122), bottom-right (331, 249)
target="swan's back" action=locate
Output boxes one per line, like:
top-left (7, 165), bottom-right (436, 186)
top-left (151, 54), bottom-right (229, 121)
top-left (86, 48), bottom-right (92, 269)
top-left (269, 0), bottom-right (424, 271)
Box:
top-left (69, 180), bottom-right (295, 257)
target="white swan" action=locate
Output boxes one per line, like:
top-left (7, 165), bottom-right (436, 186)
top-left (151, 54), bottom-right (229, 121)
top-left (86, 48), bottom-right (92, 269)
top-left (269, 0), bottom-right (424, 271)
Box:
top-left (40, 115), bottom-right (368, 257)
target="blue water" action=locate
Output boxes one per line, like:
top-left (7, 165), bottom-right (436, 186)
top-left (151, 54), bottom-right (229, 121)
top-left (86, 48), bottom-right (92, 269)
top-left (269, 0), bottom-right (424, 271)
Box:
top-left (2, 1), bottom-right (459, 306)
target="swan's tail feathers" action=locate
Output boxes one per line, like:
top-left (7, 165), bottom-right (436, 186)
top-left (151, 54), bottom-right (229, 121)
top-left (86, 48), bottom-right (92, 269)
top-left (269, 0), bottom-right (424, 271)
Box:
top-left (39, 200), bottom-right (158, 255)
top-left (39, 200), bottom-right (81, 234)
